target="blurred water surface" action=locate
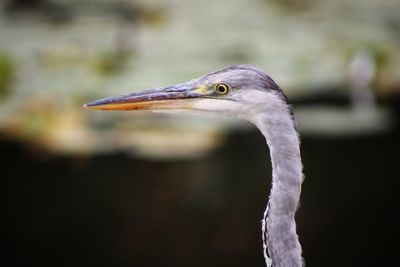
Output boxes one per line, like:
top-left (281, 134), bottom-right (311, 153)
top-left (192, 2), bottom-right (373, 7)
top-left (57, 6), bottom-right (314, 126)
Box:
top-left (0, 0), bottom-right (399, 156)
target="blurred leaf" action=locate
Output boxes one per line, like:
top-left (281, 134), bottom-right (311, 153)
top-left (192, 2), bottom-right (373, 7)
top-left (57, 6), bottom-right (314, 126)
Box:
top-left (0, 52), bottom-right (15, 100)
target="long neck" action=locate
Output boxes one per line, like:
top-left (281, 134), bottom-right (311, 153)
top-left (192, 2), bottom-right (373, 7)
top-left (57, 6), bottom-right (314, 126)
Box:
top-left (253, 110), bottom-right (304, 267)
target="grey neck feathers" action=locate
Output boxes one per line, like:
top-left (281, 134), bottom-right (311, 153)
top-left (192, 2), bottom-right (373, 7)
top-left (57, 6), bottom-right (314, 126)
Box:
top-left (253, 106), bottom-right (304, 267)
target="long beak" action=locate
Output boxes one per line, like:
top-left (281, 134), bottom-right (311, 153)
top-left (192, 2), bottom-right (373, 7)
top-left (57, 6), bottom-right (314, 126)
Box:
top-left (84, 82), bottom-right (204, 111)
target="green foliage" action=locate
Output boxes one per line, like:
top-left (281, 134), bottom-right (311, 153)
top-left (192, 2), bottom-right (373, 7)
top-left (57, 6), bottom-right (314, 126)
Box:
top-left (94, 51), bottom-right (126, 76)
top-left (0, 52), bottom-right (15, 100)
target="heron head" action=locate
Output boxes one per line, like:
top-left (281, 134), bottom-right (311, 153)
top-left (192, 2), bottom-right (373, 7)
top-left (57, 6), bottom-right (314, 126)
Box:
top-left (84, 65), bottom-right (288, 121)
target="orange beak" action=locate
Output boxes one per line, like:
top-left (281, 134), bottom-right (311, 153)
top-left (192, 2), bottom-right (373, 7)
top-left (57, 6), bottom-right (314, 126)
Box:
top-left (84, 82), bottom-right (202, 111)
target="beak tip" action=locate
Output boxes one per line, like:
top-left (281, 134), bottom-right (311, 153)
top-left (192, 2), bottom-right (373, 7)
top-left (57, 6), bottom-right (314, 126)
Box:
top-left (83, 102), bottom-right (95, 109)
top-left (83, 99), bottom-right (106, 109)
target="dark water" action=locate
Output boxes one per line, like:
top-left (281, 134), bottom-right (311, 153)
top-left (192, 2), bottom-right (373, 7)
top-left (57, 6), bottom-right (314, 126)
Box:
top-left (2, 126), bottom-right (400, 267)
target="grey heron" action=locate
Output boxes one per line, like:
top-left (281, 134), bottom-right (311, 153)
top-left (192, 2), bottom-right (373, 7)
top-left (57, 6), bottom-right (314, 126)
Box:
top-left (84, 65), bottom-right (304, 267)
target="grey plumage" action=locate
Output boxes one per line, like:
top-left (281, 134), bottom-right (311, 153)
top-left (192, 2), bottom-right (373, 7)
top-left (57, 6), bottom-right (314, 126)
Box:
top-left (85, 65), bottom-right (305, 267)
top-left (198, 65), bottom-right (289, 101)
top-left (195, 65), bottom-right (296, 125)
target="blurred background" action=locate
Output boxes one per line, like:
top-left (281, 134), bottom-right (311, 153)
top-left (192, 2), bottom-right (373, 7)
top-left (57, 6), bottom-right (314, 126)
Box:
top-left (1, 0), bottom-right (400, 266)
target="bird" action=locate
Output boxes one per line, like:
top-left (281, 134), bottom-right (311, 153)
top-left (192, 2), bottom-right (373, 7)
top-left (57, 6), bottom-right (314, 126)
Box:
top-left (84, 65), bottom-right (304, 267)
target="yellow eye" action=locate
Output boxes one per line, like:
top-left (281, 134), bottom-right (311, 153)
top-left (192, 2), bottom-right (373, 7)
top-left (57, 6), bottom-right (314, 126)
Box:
top-left (215, 83), bottom-right (230, 95)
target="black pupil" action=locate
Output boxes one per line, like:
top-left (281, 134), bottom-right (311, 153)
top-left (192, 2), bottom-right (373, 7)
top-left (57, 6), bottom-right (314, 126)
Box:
top-left (218, 85), bottom-right (226, 93)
